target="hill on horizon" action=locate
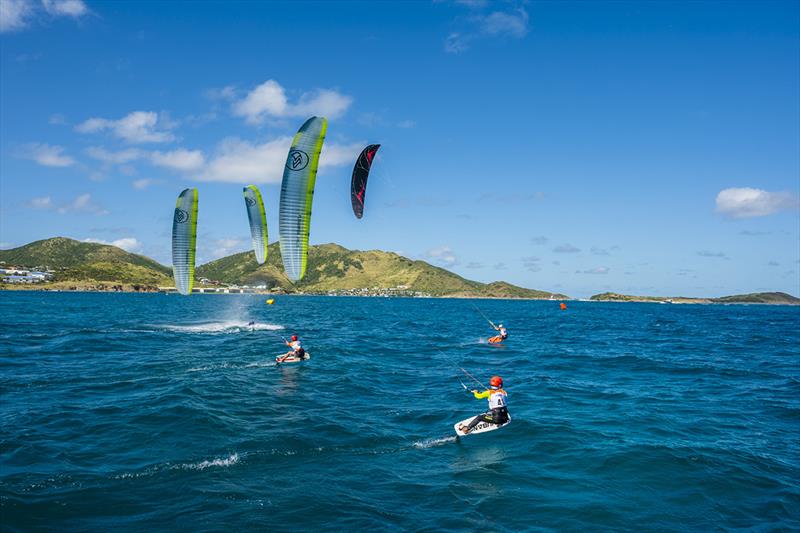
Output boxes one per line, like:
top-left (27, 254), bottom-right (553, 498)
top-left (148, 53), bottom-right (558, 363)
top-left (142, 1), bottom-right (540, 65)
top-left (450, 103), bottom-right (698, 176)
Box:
top-left (590, 291), bottom-right (800, 305)
top-left (0, 237), bottom-right (172, 287)
top-left (196, 242), bottom-right (565, 298)
top-left (0, 237), bottom-right (567, 299)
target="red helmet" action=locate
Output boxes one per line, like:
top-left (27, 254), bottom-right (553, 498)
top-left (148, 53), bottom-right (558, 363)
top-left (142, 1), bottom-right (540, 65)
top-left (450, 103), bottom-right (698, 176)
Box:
top-left (489, 376), bottom-right (503, 388)
top-left (291, 335), bottom-right (298, 341)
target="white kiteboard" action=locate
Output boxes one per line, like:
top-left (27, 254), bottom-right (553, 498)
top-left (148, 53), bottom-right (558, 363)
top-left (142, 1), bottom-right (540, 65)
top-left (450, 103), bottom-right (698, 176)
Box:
top-left (454, 414), bottom-right (511, 437)
top-left (275, 352), bottom-right (311, 364)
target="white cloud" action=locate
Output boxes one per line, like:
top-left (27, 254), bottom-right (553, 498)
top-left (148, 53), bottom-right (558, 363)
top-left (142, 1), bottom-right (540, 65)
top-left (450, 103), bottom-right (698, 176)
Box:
top-left (209, 238), bottom-right (246, 259)
top-left (86, 146), bottom-right (143, 164)
top-left (197, 136), bottom-right (361, 184)
top-left (522, 256), bottom-right (541, 272)
top-left (445, 32), bottom-right (470, 54)
top-left (86, 146), bottom-right (204, 172)
top-left (49, 113), bottom-right (67, 125)
top-left (530, 236), bottom-right (548, 245)
top-left (318, 141), bottom-right (365, 168)
top-left (150, 149), bottom-right (205, 171)
top-left (697, 250), bottom-right (729, 260)
top-left (183, 112), bottom-right (217, 127)
top-left (57, 193), bottom-right (108, 215)
top-left (83, 237), bottom-right (142, 253)
top-left (42, 0), bottom-right (88, 17)
top-left (76, 111), bottom-right (175, 143)
top-left (232, 79), bottom-right (353, 124)
top-left (482, 8), bottom-right (528, 37)
top-left (205, 85), bottom-right (237, 101)
top-left (591, 246), bottom-right (610, 256)
top-left (716, 187), bottom-right (799, 218)
top-left (199, 136), bottom-right (291, 184)
top-left (1, 0), bottom-right (87, 32)
top-left (553, 243), bottom-right (581, 254)
top-left (425, 245), bottom-right (458, 267)
top-left (26, 193), bottom-right (108, 215)
top-left (444, 5), bottom-right (529, 53)
top-left (18, 143), bottom-right (75, 167)
top-left (233, 80), bottom-right (287, 121)
top-left (28, 196), bottom-right (53, 209)
top-left (577, 266), bottom-right (609, 274)
top-left (397, 119), bottom-right (416, 128)
top-left (1, 0), bottom-right (35, 32)
top-left (132, 178), bottom-right (158, 190)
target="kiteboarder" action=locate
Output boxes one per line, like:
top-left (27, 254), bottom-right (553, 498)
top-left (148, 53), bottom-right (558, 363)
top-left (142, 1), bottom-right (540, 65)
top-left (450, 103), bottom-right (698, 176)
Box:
top-left (488, 324), bottom-right (508, 344)
top-left (278, 335), bottom-right (306, 362)
top-left (457, 376), bottom-right (509, 434)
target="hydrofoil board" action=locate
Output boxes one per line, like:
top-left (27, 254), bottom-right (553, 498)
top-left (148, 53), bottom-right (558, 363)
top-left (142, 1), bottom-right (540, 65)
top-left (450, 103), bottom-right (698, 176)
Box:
top-left (454, 414), bottom-right (511, 436)
top-left (275, 353), bottom-right (311, 364)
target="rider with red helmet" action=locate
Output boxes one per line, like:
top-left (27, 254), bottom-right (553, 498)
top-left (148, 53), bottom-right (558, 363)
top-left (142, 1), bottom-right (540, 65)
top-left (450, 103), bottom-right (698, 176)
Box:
top-left (278, 334), bottom-right (306, 362)
top-left (458, 375), bottom-right (509, 434)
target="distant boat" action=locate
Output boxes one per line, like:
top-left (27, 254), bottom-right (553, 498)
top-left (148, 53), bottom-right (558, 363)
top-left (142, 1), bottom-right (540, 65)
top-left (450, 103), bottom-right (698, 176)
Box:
top-left (660, 299), bottom-right (674, 304)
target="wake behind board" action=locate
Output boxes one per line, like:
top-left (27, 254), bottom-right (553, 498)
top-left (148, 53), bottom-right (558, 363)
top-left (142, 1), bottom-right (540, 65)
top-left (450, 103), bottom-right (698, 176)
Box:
top-left (454, 414), bottom-right (511, 437)
top-left (275, 352), bottom-right (311, 364)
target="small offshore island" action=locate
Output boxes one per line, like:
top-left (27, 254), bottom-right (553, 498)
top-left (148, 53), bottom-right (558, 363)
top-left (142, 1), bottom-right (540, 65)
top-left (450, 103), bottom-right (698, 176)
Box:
top-left (1, 237), bottom-right (797, 305)
top-left (590, 292), bottom-right (800, 306)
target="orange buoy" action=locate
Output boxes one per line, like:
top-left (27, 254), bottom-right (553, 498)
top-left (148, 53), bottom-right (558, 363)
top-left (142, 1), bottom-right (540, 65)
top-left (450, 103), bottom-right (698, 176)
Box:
top-left (560, 302), bottom-right (567, 310)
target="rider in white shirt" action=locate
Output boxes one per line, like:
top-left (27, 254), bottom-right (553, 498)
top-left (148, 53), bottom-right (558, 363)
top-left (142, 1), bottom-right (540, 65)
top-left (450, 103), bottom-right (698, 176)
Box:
top-left (458, 376), bottom-right (509, 434)
top-left (278, 335), bottom-right (306, 362)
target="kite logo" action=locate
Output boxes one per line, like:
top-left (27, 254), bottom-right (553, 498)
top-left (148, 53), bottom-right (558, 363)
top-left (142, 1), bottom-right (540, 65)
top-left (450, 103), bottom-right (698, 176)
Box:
top-left (245, 197), bottom-right (256, 207)
top-left (287, 150), bottom-right (309, 171)
top-left (174, 208), bottom-right (188, 224)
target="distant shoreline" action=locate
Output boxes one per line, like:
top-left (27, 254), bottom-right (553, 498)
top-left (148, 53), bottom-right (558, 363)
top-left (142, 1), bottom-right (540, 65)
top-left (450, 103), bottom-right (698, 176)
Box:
top-left (6, 237), bottom-right (796, 305)
top-left (0, 285), bottom-right (559, 300)
top-left (2, 286), bottom-right (799, 305)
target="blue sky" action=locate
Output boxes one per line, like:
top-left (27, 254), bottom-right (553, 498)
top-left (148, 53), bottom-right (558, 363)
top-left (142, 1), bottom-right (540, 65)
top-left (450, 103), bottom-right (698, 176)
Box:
top-left (1, 0), bottom-right (798, 298)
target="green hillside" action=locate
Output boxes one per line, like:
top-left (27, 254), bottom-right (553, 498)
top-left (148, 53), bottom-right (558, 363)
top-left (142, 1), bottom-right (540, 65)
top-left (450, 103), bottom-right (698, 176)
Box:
top-left (590, 291), bottom-right (800, 305)
top-left (0, 237), bottom-right (172, 287)
top-left (0, 237), bottom-right (566, 298)
top-left (713, 292), bottom-right (800, 305)
top-left (196, 242), bottom-right (567, 298)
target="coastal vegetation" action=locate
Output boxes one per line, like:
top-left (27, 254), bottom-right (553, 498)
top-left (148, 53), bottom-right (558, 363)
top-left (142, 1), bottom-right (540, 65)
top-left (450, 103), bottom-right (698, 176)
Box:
top-left (195, 242), bottom-right (565, 298)
top-left (3, 238), bottom-right (796, 304)
top-left (0, 238), bottom-right (566, 299)
top-left (589, 291), bottom-right (800, 305)
top-left (0, 237), bottom-right (171, 290)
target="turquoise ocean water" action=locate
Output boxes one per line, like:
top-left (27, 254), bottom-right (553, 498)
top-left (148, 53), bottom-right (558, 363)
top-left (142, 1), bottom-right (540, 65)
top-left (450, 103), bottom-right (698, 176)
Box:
top-left (1, 292), bottom-right (799, 531)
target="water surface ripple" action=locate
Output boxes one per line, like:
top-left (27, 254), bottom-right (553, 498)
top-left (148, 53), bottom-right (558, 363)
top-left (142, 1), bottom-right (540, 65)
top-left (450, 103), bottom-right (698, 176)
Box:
top-left (1, 293), bottom-right (798, 531)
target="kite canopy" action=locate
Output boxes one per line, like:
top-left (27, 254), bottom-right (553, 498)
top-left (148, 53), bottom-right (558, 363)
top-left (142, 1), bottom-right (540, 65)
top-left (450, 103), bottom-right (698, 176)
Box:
top-left (171, 188), bottom-right (198, 295)
top-left (279, 116), bottom-right (327, 282)
top-left (350, 144), bottom-right (380, 219)
top-left (243, 185), bottom-right (268, 264)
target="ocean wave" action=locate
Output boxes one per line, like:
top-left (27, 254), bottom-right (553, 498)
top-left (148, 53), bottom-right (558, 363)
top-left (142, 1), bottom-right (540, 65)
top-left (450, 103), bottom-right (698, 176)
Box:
top-left (158, 321), bottom-right (284, 334)
top-left (243, 360), bottom-right (278, 368)
top-left (412, 436), bottom-right (457, 449)
top-left (178, 453), bottom-right (240, 470)
top-left (114, 453), bottom-right (240, 479)
top-left (186, 360), bottom-right (277, 372)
